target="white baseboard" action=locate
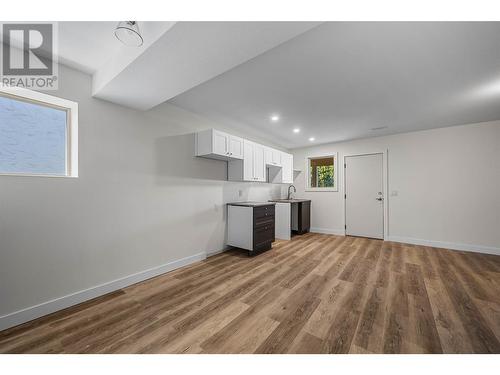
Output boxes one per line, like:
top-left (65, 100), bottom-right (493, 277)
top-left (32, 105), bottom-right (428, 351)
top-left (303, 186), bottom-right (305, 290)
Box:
top-left (0, 252), bottom-right (206, 331)
top-left (307, 229), bottom-right (500, 256)
top-left (310, 227), bottom-right (346, 236)
top-left (387, 236), bottom-right (500, 256)
top-left (206, 246), bottom-right (230, 257)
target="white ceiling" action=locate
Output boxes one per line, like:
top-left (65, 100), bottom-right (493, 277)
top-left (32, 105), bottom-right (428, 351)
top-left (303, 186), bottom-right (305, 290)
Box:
top-left (91, 22), bottom-right (320, 110)
top-left (3, 21), bottom-right (320, 112)
top-left (58, 22), bottom-right (174, 74)
top-left (0, 21), bottom-right (174, 74)
top-left (57, 22), bottom-right (122, 74)
top-left (169, 22), bottom-right (500, 148)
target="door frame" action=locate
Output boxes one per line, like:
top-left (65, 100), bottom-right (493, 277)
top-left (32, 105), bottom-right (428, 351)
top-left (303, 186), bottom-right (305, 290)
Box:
top-left (342, 150), bottom-right (389, 240)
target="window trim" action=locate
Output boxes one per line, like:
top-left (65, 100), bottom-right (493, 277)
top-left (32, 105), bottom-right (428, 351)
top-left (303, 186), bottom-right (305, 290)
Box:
top-left (0, 86), bottom-right (78, 178)
top-left (305, 152), bottom-right (338, 192)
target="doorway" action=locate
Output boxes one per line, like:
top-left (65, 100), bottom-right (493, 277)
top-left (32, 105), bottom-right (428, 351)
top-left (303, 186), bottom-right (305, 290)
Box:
top-left (344, 153), bottom-right (385, 239)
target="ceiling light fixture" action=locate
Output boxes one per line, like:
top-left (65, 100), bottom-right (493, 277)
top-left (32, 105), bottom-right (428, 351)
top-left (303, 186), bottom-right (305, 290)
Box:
top-left (293, 128), bottom-right (300, 133)
top-left (115, 21), bottom-right (144, 47)
top-left (309, 137), bottom-right (315, 142)
top-left (270, 115), bottom-right (280, 122)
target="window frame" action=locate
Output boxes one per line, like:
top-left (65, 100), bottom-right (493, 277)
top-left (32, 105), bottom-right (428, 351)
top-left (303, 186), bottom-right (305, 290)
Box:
top-left (305, 152), bottom-right (338, 192)
top-left (0, 86), bottom-right (78, 178)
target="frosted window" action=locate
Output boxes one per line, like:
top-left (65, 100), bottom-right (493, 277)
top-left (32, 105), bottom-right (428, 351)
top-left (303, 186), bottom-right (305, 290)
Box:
top-left (0, 95), bottom-right (67, 176)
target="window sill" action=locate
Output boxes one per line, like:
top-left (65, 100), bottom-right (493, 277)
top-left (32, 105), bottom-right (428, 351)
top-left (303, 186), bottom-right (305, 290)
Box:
top-left (305, 187), bottom-right (338, 192)
top-left (0, 173), bottom-right (78, 178)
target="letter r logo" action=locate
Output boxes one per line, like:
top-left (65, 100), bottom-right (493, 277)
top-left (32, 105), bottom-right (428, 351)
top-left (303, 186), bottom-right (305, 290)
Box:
top-left (2, 23), bottom-right (53, 76)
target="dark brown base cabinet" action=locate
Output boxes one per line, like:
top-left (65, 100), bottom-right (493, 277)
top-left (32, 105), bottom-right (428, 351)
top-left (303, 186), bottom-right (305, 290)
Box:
top-left (292, 200), bottom-right (311, 235)
top-left (227, 202), bottom-right (275, 255)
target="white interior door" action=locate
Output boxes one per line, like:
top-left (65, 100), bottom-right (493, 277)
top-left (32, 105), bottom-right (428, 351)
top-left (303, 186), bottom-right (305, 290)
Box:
top-left (345, 153), bottom-right (384, 239)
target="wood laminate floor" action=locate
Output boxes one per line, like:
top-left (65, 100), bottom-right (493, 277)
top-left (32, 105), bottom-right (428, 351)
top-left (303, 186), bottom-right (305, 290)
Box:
top-left (1, 233), bottom-right (500, 354)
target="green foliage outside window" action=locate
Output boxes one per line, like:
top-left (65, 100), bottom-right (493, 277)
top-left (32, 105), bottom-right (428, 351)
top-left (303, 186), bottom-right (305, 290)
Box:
top-left (310, 157), bottom-right (335, 188)
top-left (316, 165), bottom-right (334, 187)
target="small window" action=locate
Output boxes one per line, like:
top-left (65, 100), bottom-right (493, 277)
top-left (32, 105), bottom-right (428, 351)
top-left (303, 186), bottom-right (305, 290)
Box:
top-left (0, 87), bottom-right (78, 177)
top-left (306, 153), bottom-right (338, 191)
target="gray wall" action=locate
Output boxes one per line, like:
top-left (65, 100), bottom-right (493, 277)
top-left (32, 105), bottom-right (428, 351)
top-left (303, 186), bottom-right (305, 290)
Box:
top-left (0, 65), bottom-right (285, 319)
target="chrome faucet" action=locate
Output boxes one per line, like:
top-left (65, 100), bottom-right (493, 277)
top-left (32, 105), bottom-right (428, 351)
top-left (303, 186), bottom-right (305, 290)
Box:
top-left (287, 185), bottom-right (296, 200)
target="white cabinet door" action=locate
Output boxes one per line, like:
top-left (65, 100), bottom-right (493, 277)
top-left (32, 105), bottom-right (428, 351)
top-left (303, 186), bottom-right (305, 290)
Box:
top-left (281, 152), bottom-right (293, 183)
top-left (243, 140), bottom-right (254, 181)
top-left (264, 147), bottom-right (273, 165)
top-left (213, 130), bottom-right (228, 157)
top-left (264, 147), bottom-right (282, 167)
top-left (253, 143), bottom-right (266, 182)
top-left (228, 135), bottom-right (244, 159)
top-left (272, 149), bottom-right (281, 166)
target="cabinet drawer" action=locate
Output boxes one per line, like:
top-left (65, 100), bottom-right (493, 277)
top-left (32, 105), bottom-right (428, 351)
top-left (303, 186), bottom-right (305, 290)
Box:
top-left (253, 205), bottom-right (275, 219)
top-left (254, 220), bottom-right (274, 232)
top-left (254, 215), bottom-right (274, 228)
top-left (253, 240), bottom-right (272, 253)
top-left (254, 227), bottom-right (274, 246)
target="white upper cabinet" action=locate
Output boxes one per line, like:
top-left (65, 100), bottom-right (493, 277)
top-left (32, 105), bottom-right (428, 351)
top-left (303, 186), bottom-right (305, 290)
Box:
top-left (196, 129), bottom-right (243, 160)
top-left (198, 128), bottom-right (293, 184)
top-left (242, 140), bottom-right (254, 181)
top-left (228, 135), bottom-right (244, 159)
top-left (281, 152), bottom-right (293, 184)
top-left (229, 140), bottom-right (266, 182)
top-left (242, 140), bottom-right (265, 182)
top-left (253, 143), bottom-right (266, 181)
top-left (213, 130), bottom-right (228, 156)
top-left (265, 147), bottom-right (282, 167)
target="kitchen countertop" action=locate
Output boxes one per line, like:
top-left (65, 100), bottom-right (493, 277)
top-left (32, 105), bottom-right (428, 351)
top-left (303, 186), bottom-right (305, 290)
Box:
top-left (227, 201), bottom-right (276, 207)
top-left (269, 199), bottom-right (311, 203)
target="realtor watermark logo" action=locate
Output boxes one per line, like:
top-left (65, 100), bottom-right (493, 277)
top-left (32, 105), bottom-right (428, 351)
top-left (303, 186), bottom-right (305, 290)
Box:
top-left (1, 22), bottom-right (58, 90)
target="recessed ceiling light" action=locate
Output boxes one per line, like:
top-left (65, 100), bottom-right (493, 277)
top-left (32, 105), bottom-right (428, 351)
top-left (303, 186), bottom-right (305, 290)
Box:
top-left (270, 115), bottom-right (280, 122)
top-left (293, 128), bottom-right (300, 133)
top-left (309, 137), bottom-right (315, 142)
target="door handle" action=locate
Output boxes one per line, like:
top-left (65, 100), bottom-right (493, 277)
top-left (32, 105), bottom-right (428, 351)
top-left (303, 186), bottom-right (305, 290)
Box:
top-left (376, 197), bottom-right (384, 201)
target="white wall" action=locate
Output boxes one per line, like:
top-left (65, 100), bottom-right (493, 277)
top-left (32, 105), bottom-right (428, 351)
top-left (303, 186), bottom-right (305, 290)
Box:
top-left (0, 65), bottom-right (285, 329)
top-left (291, 121), bottom-right (500, 253)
